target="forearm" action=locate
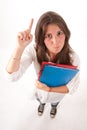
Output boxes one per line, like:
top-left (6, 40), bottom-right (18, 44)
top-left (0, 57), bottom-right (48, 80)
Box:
top-left (36, 81), bottom-right (69, 94)
top-left (49, 85), bottom-right (69, 93)
top-left (6, 46), bottom-right (25, 74)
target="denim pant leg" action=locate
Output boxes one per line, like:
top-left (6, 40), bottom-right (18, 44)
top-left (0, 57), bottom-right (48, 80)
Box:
top-left (51, 102), bottom-right (59, 107)
top-left (37, 98), bottom-right (45, 105)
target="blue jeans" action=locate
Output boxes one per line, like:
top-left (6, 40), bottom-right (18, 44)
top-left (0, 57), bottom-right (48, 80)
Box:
top-left (37, 98), bottom-right (59, 107)
top-left (51, 102), bottom-right (59, 107)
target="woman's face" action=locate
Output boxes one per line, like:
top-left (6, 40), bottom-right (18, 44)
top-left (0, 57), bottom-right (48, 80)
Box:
top-left (44, 24), bottom-right (65, 58)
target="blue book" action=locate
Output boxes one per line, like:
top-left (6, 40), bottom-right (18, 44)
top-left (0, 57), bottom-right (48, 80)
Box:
top-left (38, 62), bottom-right (79, 87)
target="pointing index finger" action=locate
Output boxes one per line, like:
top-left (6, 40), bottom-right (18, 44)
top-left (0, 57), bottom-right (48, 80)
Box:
top-left (29, 18), bottom-right (34, 32)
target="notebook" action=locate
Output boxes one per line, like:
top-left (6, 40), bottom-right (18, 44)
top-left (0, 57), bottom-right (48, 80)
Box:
top-left (38, 62), bottom-right (79, 87)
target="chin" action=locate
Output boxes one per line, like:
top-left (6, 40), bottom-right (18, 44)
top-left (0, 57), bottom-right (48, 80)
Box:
top-left (54, 50), bottom-right (61, 54)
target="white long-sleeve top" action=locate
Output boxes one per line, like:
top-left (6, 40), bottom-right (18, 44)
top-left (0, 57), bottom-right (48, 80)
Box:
top-left (5, 43), bottom-right (80, 103)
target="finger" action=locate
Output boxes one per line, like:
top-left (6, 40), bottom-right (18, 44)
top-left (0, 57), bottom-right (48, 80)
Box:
top-left (18, 32), bottom-right (27, 41)
top-left (17, 32), bottom-right (23, 40)
top-left (28, 18), bottom-right (34, 32)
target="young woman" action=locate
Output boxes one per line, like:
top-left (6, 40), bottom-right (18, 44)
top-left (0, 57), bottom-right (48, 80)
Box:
top-left (6, 11), bottom-right (80, 118)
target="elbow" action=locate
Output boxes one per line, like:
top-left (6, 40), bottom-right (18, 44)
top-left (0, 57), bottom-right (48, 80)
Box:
top-left (67, 89), bottom-right (69, 93)
top-left (6, 67), bottom-right (17, 74)
top-left (4, 69), bottom-right (20, 82)
top-left (66, 87), bottom-right (69, 93)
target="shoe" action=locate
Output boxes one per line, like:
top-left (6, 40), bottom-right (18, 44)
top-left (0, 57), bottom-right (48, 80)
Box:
top-left (38, 104), bottom-right (45, 116)
top-left (50, 107), bottom-right (57, 118)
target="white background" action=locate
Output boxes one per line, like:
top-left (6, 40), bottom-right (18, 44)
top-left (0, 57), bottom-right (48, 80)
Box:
top-left (0, 0), bottom-right (87, 130)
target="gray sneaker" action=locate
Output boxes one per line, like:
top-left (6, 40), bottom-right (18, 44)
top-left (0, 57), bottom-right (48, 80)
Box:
top-left (50, 107), bottom-right (57, 118)
top-left (38, 104), bottom-right (45, 116)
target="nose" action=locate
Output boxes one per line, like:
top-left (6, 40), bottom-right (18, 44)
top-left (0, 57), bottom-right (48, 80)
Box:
top-left (51, 36), bottom-right (58, 45)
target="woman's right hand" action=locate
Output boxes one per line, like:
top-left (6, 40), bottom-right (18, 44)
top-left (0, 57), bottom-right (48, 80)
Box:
top-left (17, 18), bottom-right (34, 48)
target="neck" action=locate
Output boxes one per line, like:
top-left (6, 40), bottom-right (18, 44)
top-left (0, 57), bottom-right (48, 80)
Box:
top-left (49, 53), bottom-right (56, 61)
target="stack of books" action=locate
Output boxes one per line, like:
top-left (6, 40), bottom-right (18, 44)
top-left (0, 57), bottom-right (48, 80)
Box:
top-left (38, 62), bottom-right (79, 87)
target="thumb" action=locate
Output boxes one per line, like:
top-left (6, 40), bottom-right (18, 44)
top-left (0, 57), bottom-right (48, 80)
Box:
top-left (17, 32), bottom-right (23, 40)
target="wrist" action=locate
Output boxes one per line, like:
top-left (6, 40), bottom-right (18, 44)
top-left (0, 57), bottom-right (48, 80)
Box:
top-left (15, 45), bottom-right (25, 55)
top-left (48, 87), bottom-right (51, 92)
top-left (11, 56), bottom-right (21, 61)
top-left (11, 46), bottom-right (25, 60)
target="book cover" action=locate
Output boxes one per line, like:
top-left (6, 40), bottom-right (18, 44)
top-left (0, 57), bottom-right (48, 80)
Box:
top-left (38, 62), bottom-right (79, 87)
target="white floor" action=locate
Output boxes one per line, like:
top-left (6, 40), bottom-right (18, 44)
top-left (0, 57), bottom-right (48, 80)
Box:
top-left (0, 50), bottom-right (87, 130)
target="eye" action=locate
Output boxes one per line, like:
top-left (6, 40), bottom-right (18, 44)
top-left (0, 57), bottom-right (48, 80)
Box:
top-left (45, 34), bottom-right (52, 39)
top-left (57, 31), bottom-right (63, 37)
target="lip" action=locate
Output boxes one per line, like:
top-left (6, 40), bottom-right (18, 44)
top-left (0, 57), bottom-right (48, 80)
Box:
top-left (54, 46), bottom-right (59, 49)
top-left (53, 46), bottom-right (61, 52)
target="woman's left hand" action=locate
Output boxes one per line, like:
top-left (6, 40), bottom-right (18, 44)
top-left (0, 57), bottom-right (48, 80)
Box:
top-left (35, 80), bottom-right (50, 92)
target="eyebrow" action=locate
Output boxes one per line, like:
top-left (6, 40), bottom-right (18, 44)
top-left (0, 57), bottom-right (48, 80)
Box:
top-left (45, 30), bottom-right (63, 35)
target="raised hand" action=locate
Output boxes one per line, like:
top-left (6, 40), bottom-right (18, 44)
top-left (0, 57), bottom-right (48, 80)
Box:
top-left (17, 18), bottom-right (34, 48)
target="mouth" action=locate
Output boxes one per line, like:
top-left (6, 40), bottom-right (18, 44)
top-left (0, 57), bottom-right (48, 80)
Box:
top-left (53, 47), bottom-right (61, 53)
top-left (54, 46), bottom-right (60, 49)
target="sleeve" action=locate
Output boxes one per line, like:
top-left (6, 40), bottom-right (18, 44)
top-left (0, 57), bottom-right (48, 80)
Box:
top-left (5, 43), bottom-right (36, 82)
top-left (66, 52), bottom-right (80, 94)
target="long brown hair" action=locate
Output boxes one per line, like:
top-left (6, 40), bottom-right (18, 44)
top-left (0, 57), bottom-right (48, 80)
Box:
top-left (35, 11), bottom-right (73, 65)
